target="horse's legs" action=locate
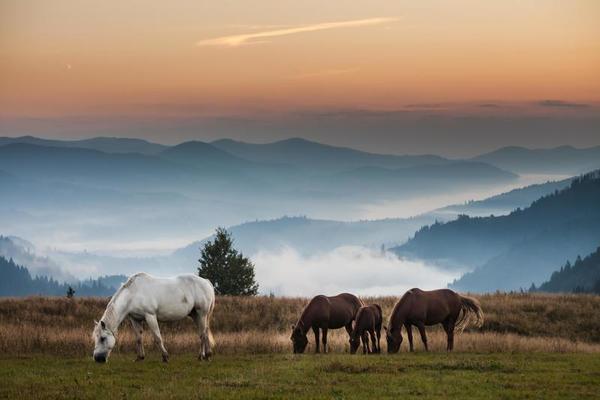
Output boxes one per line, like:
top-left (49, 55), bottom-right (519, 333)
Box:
top-left (312, 326), bottom-right (320, 353)
top-left (322, 328), bottom-right (328, 354)
top-left (361, 332), bottom-right (369, 354)
top-left (405, 323), bottom-right (414, 352)
top-left (145, 314), bottom-right (169, 362)
top-left (345, 323), bottom-right (353, 336)
top-left (129, 318), bottom-right (145, 361)
top-left (369, 329), bottom-right (378, 354)
top-left (193, 309), bottom-right (211, 361)
top-left (443, 319), bottom-right (455, 351)
top-left (415, 322), bottom-right (428, 351)
top-left (375, 326), bottom-right (381, 353)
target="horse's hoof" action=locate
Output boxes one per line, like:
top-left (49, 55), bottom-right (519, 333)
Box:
top-left (134, 356), bottom-right (145, 362)
top-left (162, 355), bottom-right (169, 363)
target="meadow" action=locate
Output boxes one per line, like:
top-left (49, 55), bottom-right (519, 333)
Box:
top-left (1, 293), bottom-right (600, 399)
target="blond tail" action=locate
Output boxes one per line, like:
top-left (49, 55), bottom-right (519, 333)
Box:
top-left (206, 297), bottom-right (216, 348)
top-left (455, 295), bottom-right (484, 333)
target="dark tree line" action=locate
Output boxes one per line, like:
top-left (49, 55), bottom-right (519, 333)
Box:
top-left (0, 256), bottom-right (118, 297)
top-left (536, 247), bottom-right (600, 294)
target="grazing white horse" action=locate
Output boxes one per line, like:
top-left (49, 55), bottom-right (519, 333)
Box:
top-left (92, 272), bottom-right (215, 363)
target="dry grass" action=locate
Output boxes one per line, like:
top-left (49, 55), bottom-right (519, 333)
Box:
top-left (1, 293), bottom-right (599, 356)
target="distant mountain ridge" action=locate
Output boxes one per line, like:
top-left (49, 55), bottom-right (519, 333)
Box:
top-left (0, 140), bottom-right (516, 201)
top-left (211, 137), bottom-right (450, 172)
top-left (472, 145), bottom-right (600, 175)
top-left (3, 135), bottom-right (599, 177)
top-left (0, 135), bottom-right (166, 155)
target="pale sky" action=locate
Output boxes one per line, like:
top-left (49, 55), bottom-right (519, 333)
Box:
top-left (1, 0), bottom-right (599, 156)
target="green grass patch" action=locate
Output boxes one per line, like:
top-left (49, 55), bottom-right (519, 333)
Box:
top-left (1, 353), bottom-right (599, 399)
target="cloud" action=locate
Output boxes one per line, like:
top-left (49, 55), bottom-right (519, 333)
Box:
top-left (252, 246), bottom-right (460, 296)
top-left (196, 17), bottom-right (397, 47)
top-left (537, 100), bottom-right (589, 109)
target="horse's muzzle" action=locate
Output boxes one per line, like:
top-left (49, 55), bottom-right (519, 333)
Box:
top-left (94, 354), bottom-right (107, 363)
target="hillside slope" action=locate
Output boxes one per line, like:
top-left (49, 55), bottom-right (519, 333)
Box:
top-left (537, 247), bottom-right (600, 293)
top-left (393, 171), bottom-right (600, 291)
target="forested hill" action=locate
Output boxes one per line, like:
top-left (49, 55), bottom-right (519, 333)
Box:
top-left (393, 170), bottom-right (600, 292)
top-left (537, 247), bottom-right (600, 294)
top-left (0, 256), bottom-right (125, 297)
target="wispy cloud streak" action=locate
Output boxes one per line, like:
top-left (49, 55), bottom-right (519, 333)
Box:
top-left (196, 17), bottom-right (397, 47)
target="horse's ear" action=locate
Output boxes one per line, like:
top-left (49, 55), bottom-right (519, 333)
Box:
top-left (100, 321), bottom-right (106, 329)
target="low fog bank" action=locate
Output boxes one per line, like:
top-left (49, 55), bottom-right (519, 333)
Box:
top-left (253, 246), bottom-right (461, 297)
top-left (359, 174), bottom-right (569, 219)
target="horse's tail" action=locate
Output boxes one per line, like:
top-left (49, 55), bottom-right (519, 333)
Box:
top-left (455, 294), bottom-right (484, 333)
top-left (206, 295), bottom-right (216, 348)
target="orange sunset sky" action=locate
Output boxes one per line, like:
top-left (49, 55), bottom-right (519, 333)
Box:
top-left (1, 0), bottom-right (599, 155)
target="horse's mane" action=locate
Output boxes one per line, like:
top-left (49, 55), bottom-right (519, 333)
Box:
top-left (100, 273), bottom-right (147, 332)
top-left (109, 272), bottom-right (147, 301)
top-left (388, 290), bottom-right (414, 328)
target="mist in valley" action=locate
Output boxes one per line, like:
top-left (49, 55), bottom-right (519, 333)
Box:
top-left (1, 135), bottom-right (598, 295)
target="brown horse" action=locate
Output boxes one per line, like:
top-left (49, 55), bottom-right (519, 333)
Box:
top-left (349, 304), bottom-right (382, 354)
top-left (385, 288), bottom-right (483, 353)
top-left (291, 293), bottom-right (363, 353)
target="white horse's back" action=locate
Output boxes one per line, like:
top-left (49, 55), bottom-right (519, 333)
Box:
top-left (123, 273), bottom-right (214, 322)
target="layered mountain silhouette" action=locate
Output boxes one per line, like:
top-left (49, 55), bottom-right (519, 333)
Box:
top-left (393, 171), bottom-right (600, 292)
top-left (2, 135), bottom-right (594, 294)
top-left (0, 137), bottom-right (517, 203)
top-left (211, 137), bottom-right (450, 172)
top-left (0, 135), bottom-right (166, 155)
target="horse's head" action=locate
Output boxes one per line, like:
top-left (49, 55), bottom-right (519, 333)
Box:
top-left (92, 320), bottom-right (116, 363)
top-left (290, 324), bottom-right (308, 354)
top-left (385, 326), bottom-right (402, 354)
top-left (349, 333), bottom-right (360, 354)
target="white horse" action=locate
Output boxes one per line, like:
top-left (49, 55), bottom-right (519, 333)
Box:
top-left (92, 272), bottom-right (215, 363)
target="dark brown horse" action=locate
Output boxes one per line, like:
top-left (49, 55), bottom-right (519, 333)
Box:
top-left (291, 293), bottom-right (363, 353)
top-left (385, 288), bottom-right (483, 353)
top-left (349, 304), bottom-right (382, 354)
